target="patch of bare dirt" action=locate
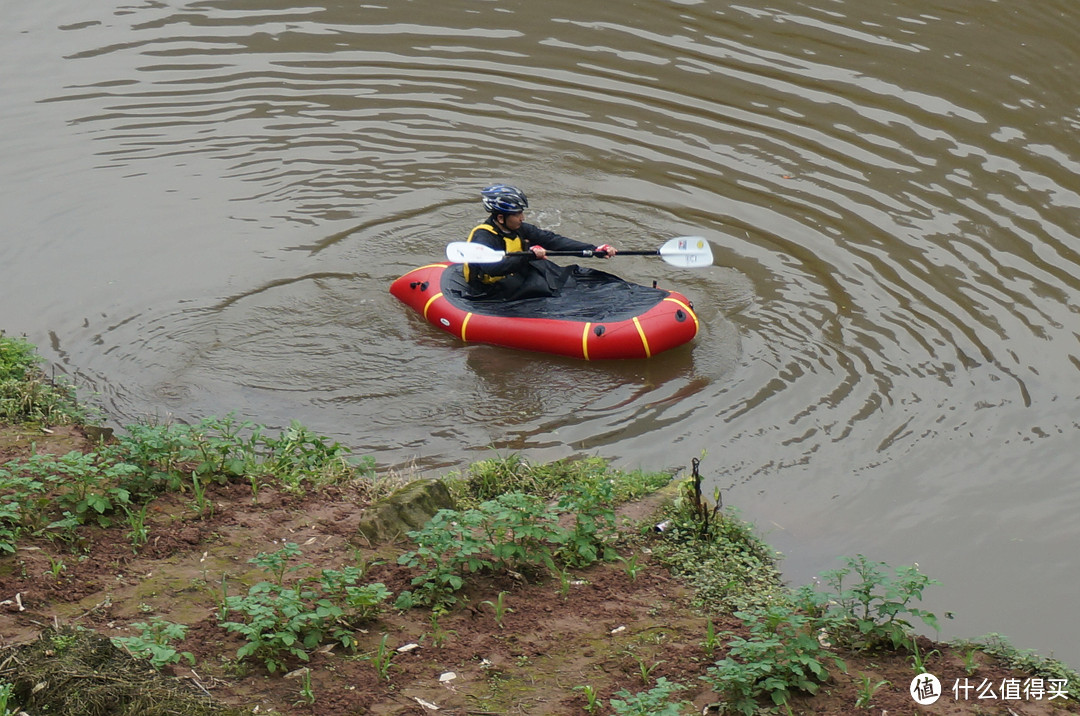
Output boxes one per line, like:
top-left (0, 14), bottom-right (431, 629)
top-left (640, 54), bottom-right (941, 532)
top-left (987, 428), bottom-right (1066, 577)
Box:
top-left (1, 427), bottom-right (1078, 716)
top-left (0, 423), bottom-right (95, 462)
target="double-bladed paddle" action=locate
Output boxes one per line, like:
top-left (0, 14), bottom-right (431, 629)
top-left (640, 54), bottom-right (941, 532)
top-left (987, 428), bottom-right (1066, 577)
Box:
top-left (445, 236), bottom-right (713, 269)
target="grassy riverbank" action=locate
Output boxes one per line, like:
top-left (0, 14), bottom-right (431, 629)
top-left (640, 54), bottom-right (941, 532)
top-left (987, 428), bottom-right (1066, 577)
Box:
top-left (1, 333), bottom-right (1077, 715)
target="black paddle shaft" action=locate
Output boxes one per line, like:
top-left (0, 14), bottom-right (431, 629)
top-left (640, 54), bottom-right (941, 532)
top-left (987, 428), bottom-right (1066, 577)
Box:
top-left (505, 249), bottom-right (658, 258)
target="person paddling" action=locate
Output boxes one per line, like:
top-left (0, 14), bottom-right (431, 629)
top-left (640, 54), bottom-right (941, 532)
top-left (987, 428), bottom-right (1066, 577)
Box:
top-left (462, 185), bottom-right (616, 301)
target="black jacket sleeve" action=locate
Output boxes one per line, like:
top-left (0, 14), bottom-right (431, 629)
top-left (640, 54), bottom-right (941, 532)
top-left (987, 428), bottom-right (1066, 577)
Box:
top-left (519, 223), bottom-right (597, 254)
top-left (468, 222), bottom-right (598, 281)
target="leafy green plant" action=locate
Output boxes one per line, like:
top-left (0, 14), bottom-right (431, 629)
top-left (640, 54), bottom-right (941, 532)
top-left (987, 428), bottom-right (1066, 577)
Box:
top-left (0, 678), bottom-right (19, 716)
top-left (123, 503), bottom-right (150, 553)
top-left (395, 506), bottom-right (492, 608)
top-left (109, 421), bottom-right (201, 495)
top-left (960, 647), bottom-right (980, 675)
top-left (854, 673), bottom-right (889, 708)
top-left (8, 451), bottom-right (137, 529)
top-left (795, 554), bottom-right (942, 651)
top-left (575, 684), bottom-right (601, 714)
top-left (63, 461), bottom-right (137, 527)
top-left (218, 546), bottom-right (388, 673)
top-left (318, 566), bottom-right (391, 621)
top-left (368, 634), bottom-right (395, 681)
top-left (397, 482), bottom-right (627, 610)
top-left (909, 637), bottom-right (939, 674)
top-left (0, 502), bottom-right (19, 554)
top-left (111, 618), bottom-right (195, 669)
top-left (555, 480), bottom-right (618, 566)
top-left (482, 492), bottom-right (564, 572)
top-left (396, 492), bottom-right (569, 608)
top-left (702, 605), bottom-right (847, 715)
top-left (702, 619), bottom-right (720, 659)
top-left (424, 606), bottom-right (455, 648)
top-left (219, 581), bottom-right (338, 673)
top-left (610, 677), bottom-right (690, 716)
top-left (296, 668), bottom-right (315, 706)
top-left (481, 591), bottom-right (514, 628)
top-left (0, 451), bottom-right (142, 550)
top-left (953, 633), bottom-right (1080, 700)
top-left (635, 657), bottom-right (663, 686)
top-left (0, 333), bottom-right (88, 424)
top-left (619, 553), bottom-right (644, 582)
top-left (250, 542), bottom-right (306, 586)
top-left (191, 414), bottom-right (259, 478)
top-left (0, 464), bottom-right (48, 530)
top-left (650, 501), bottom-right (786, 613)
top-left (218, 546), bottom-right (390, 672)
top-left (258, 421), bottom-right (354, 490)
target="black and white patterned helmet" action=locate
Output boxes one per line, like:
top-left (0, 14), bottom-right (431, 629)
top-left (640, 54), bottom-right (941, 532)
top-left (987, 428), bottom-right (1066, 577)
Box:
top-left (481, 185), bottom-right (529, 214)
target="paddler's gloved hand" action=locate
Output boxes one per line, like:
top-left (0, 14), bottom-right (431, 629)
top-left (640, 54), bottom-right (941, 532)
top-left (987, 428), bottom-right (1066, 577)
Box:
top-left (595, 244), bottom-right (617, 258)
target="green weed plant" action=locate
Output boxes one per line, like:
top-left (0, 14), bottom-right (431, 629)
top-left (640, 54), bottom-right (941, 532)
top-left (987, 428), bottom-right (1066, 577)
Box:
top-left (555, 479), bottom-right (619, 566)
top-left (953, 633), bottom-right (1080, 700)
top-left (702, 605), bottom-right (847, 715)
top-left (297, 668), bottom-right (315, 705)
top-left (0, 333), bottom-right (88, 424)
top-left (575, 684), bottom-right (601, 714)
top-left (909, 636), bottom-right (940, 674)
top-left (107, 416), bottom-right (370, 498)
top-left (481, 591), bottom-right (514, 628)
top-left (0, 451), bottom-right (139, 549)
top-left (794, 554), bottom-right (941, 651)
top-left (111, 618), bottom-right (195, 669)
top-left (368, 634), bottom-right (395, 681)
top-left (218, 545), bottom-right (390, 673)
top-left (396, 486), bottom-right (618, 608)
top-left (650, 498), bottom-right (786, 613)
top-left (0, 679), bottom-right (17, 716)
top-left (1, 404), bottom-right (379, 554)
top-left (854, 673), bottom-right (889, 708)
top-left (609, 677), bottom-right (691, 716)
top-left (453, 453), bottom-right (670, 506)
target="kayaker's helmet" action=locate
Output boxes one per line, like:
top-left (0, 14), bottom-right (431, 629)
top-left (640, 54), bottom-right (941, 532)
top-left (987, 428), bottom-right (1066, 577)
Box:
top-left (481, 184), bottom-right (529, 214)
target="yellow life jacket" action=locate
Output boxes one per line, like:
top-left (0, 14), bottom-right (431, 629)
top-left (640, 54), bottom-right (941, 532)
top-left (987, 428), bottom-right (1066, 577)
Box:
top-left (464, 223), bottom-right (524, 283)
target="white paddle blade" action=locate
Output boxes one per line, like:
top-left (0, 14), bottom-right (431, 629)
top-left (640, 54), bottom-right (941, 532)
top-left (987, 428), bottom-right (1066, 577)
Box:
top-left (659, 236), bottom-right (713, 267)
top-left (445, 241), bottom-right (505, 264)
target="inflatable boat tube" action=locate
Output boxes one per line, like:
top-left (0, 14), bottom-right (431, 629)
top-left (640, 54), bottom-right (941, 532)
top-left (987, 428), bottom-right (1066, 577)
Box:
top-left (389, 262), bottom-right (699, 360)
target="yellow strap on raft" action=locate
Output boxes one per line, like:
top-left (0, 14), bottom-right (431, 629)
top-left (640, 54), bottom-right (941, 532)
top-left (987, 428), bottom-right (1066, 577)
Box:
top-left (631, 316), bottom-right (652, 358)
top-left (422, 292), bottom-right (443, 320)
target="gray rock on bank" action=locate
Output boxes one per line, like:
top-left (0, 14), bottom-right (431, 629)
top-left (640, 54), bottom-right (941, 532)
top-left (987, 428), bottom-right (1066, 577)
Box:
top-left (355, 478), bottom-right (455, 544)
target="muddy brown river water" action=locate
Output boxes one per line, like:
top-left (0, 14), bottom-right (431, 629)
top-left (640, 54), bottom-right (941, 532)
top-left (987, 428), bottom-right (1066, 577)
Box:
top-left (2, 0), bottom-right (1079, 665)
